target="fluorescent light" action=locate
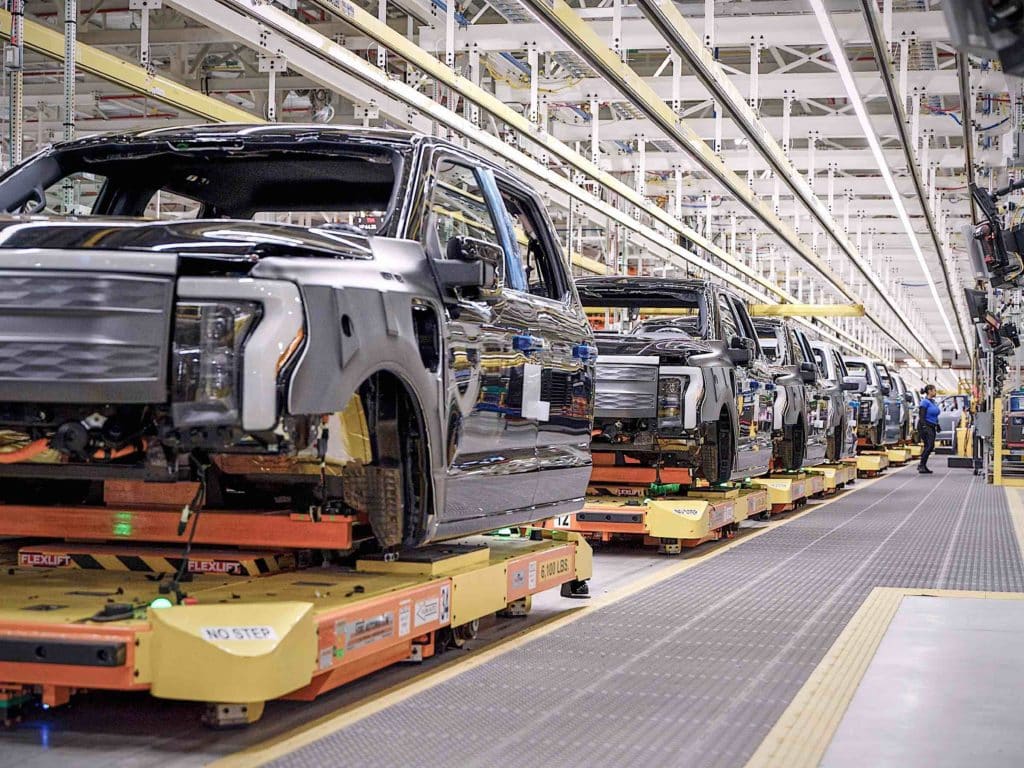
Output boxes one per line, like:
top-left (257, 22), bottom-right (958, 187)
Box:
top-left (807, 0), bottom-right (962, 355)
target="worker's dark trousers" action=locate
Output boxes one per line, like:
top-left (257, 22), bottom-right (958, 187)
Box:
top-left (919, 423), bottom-right (936, 469)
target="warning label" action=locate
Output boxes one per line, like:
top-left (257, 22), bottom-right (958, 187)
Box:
top-left (19, 552), bottom-right (71, 568)
top-left (339, 612), bottom-right (394, 651)
top-left (414, 596), bottom-right (439, 627)
top-left (710, 503), bottom-right (734, 529)
top-left (201, 626), bottom-right (278, 642)
top-left (439, 584), bottom-right (450, 624)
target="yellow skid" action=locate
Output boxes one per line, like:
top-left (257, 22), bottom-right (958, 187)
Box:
top-left (750, 474), bottom-right (809, 508)
top-left (857, 453), bottom-right (890, 473)
top-left (807, 464), bottom-right (856, 493)
top-left (886, 447), bottom-right (912, 465)
top-left (0, 535), bottom-right (590, 712)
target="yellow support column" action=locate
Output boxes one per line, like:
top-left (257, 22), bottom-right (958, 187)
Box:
top-left (995, 397), bottom-right (1004, 486)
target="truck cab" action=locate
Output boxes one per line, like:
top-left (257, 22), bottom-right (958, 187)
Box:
top-left (844, 356), bottom-right (899, 447)
top-left (755, 318), bottom-right (830, 468)
top-left (577, 276), bottom-right (792, 484)
top-left (0, 125), bottom-right (596, 551)
top-left (809, 340), bottom-right (860, 460)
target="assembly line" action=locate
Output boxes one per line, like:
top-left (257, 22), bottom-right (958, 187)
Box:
top-left (0, 1), bottom-right (1021, 767)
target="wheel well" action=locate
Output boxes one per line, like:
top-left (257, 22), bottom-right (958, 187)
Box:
top-left (359, 370), bottom-right (433, 546)
top-left (719, 407), bottom-right (733, 448)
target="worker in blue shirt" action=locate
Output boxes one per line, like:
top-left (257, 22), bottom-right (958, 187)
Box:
top-left (918, 384), bottom-right (941, 474)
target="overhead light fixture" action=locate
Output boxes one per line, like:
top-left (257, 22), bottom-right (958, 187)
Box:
top-left (806, 0), bottom-right (962, 356)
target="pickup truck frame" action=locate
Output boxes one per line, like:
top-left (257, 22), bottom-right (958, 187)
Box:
top-left (578, 276), bottom-right (806, 484)
top-left (0, 125), bottom-right (596, 551)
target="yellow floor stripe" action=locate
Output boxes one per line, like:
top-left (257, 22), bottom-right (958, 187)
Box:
top-left (213, 467), bottom-right (906, 768)
top-left (745, 587), bottom-right (1024, 768)
top-left (1005, 487), bottom-right (1024, 560)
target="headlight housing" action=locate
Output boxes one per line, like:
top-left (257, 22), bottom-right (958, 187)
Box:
top-left (658, 376), bottom-right (684, 428)
top-left (171, 301), bottom-right (261, 427)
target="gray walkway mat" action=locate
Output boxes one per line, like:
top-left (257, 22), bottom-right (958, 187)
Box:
top-left (273, 468), bottom-right (1024, 768)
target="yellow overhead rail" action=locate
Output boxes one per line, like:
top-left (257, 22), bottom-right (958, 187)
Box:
top-left (0, 10), bottom-right (259, 124)
top-left (750, 304), bottom-right (866, 318)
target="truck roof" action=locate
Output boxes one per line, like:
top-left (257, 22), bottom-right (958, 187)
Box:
top-left (36, 124), bottom-right (423, 152)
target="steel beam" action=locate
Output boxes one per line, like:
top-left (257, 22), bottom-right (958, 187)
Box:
top-left (292, 0), bottom-right (792, 303)
top-left (419, 10), bottom-right (953, 52)
top-left (548, 113), bottom-right (962, 141)
top-left (0, 9), bottom-right (258, 124)
top-left (601, 147), bottom-right (997, 172)
top-left (517, 0), bottom-right (935, 360)
top-left (958, 53), bottom-right (977, 224)
top-left (857, 0), bottom-right (970, 354)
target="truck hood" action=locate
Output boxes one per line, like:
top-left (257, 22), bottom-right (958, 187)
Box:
top-left (593, 332), bottom-right (718, 362)
top-left (0, 216), bottom-right (373, 274)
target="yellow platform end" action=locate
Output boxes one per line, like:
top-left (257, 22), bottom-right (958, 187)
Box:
top-left (857, 453), bottom-right (889, 472)
top-left (750, 477), bottom-right (805, 505)
top-left (645, 499), bottom-right (716, 539)
top-left (886, 448), bottom-right (911, 464)
top-left (148, 602), bottom-right (316, 703)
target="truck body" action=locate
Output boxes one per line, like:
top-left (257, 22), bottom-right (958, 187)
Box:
top-left (844, 356), bottom-right (900, 447)
top-left (577, 276), bottom-right (806, 484)
top-left (754, 318), bottom-right (831, 467)
top-left (809, 339), bottom-right (860, 461)
top-left (0, 125), bottom-right (596, 550)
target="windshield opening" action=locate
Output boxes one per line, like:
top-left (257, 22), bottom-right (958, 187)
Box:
top-left (0, 139), bottom-right (408, 236)
top-left (577, 282), bottom-right (709, 338)
top-left (846, 360), bottom-right (869, 380)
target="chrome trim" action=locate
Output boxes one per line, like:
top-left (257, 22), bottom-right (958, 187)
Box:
top-left (176, 277), bottom-right (304, 432)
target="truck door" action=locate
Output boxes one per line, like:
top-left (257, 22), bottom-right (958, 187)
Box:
top-left (793, 328), bottom-right (827, 464)
top-left (420, 156), bottom-right (538, 523)
top-left (720, 293), bottom-right (772, 476)
top-left (491, 179), bottom-right (594, 510)
top-left (874, 362), bottom-right (901, 443)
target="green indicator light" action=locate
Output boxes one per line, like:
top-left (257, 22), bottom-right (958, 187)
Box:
top-left (112, 511), bottom-right (133, 537)
top-left (149, 598), bottom-right (173, 610)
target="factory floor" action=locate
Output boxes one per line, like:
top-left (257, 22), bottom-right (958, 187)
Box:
top-left (3, 463), bottom-right (1022, 768)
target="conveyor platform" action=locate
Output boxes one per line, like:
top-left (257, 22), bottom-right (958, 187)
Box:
top-left (749, 471), bottom-right (812, 513)
top-left (552, 485), bottom-right (769, 554)
top-left (807, 463), bottom-right (857, 495)
top-left (250, 466), bottom-right (1023, 768)
top-left (854, 451), bottom-right (890, 476)
top-left (886, 446), bottom-right (912, 465)
top-left (0, 532), bottom-right (590, 726)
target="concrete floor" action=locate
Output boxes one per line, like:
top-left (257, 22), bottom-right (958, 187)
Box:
top-left (822, 595), bottom-right (1024, 768)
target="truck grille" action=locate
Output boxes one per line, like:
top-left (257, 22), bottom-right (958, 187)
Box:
top-left (594, 356), bottom-right (659, 419)
top-left (0, 271), bottom-right (174, 404)
top-left (596, 391), bottom-right (657, 412)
